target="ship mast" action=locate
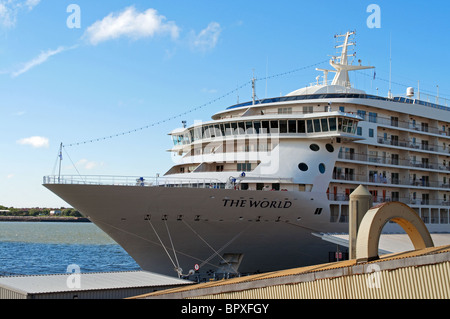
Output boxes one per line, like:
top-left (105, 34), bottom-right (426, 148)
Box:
top-left (319, 31), bottom-right (374, 88)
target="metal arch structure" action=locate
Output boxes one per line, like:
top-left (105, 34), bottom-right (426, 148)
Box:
top-left (356, 202), bottom-right (434, 263)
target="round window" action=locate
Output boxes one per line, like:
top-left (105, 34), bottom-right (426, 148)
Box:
top-left (310, 144), bottom-right (320, 151)
top-left (319, 163), bottom-right (326, 174)
top-left (326, 144), bottom-right (335, 153)
top-left (298, 163), bottom-right (309, 171)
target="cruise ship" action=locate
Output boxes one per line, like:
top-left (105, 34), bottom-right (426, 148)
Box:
top-left (44, 31), bottom-right (450, 279)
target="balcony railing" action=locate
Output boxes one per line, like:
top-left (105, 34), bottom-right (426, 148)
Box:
top-left (374, 115), bottom-right (450, 136)
top-left (327, 193), bottom-right (450, 206)
top-left (377, 137), bottom-right (450, 154)
top-left (331, 172), bottom-right (449, 190)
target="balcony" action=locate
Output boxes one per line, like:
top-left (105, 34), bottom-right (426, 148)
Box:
top-left (327, 193), bottom-right (450, 207)
top-left (374, 114), bottom-right (450, 137)
top-left (338, 151), bottom-right (450, 172)
top-left (377, 137), bottom-right (450, 154)
top-left (332, 171), bottom-right (449, 190)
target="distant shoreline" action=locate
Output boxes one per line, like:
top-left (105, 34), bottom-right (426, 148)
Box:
top-left (0, 216), bottom-right (91, 223)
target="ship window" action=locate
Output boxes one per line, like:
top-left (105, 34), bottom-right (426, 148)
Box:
top-left (310, 144), bottom-right (320, 151)
top-left (205, 125), bottom-right (212, 138)
top-left (321, 118), bottom-right (329, 132)
top-left (319, 163), bottom-right (326, 174)
top-left (194, 127), bottom-right (202, 140)
top-left (245, 121), bottom-right (253, 133)
top-left (278, 107), bottom-right (292, 114)
top-left (209, 126), bottom-right (215, 138)
top-left (231, 122), bottom-right (238, 135)
top-left (279, 120), bottom-right (288, 133)
top-left (224, 123), bottom-right (232, 136)
top-left (313, 119), bottom-right (321, 132)
top-left (306, 120), bottom-right (314, 133)
top-left (213, 125), bottom-right (221, 137)
top-left (253, 121), bottom-right (261, 134)
top-left (342, 119), bottom-right (348, 132)
top-left (270, 121), bottom-right (279, 133)
top-left (288, 120), bottom-right (297, 133)
top-left (201, 126), bottom-right (206, 138)
top-left (237, 163), bottom-right (252, 172)
top-left (298, 163), bottom-right (309, 171)
top-left (261, 121), bottom-right (270, 134)
top-left (237, 122), bottom-right (245, 134)
top-left (329, 118), bottom-right (337, 131)
top-left (303, 106), bottom-right (313, 114)
top-left (326, 144), bottom-right (334, 152)
top-left (369, 112), bottom-right (377, 123)
top-left (344, 120), bottom-right (353, 133)
top-left (298, 120), bottom-right (306, 133)
top-left (357, 110), bottom-right (366, 120)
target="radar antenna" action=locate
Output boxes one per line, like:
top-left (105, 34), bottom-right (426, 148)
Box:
top-left (316, 31), bottom-right (374, 88)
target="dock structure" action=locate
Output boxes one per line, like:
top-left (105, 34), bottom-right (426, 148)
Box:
top-left (132, 244), bottom-right (450, 299)
top-left (0, 271), bottom-right (193, 299)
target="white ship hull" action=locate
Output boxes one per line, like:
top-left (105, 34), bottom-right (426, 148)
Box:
top-left (44, 184), bottom-right (349, 277)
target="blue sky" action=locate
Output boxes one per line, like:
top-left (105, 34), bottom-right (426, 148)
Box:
top-left (0, 0), bottom-right (449, 208)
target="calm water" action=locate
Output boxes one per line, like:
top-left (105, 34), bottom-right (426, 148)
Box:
top-left (0, 222), bottom-right (140, 276)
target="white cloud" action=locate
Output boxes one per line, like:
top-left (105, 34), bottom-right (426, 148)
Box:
top-left (11, 45), bottom-right (76, 78)
top-left (202, 88), bottom-right (218, 94)
top-left (0, 2), bottom-right (17, 27)
top-left (190, 22), bottom-right (221, 52)
top-left (76, 159), bottom-right (104, 170)
top-left (12, 46), bottom-right (65, 77)
top-left (24, 0), bottom-right (40, 10)
top-left (0, 0), bottom-right (40, 28)
top-left (6, 174), bottom-right (14, 179)
top-left (17, 136), bottom-right (49, 148)
top-left (84, 6), bottom-right (180, 45)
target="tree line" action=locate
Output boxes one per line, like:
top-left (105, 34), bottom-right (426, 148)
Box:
top-left (0, 205), bottom-right (82, 217)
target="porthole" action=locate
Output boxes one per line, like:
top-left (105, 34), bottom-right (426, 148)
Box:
top-left (326, 144), bottom-right (335, 153)
top-left (309, 144), bottom-right (320, 151)
top-left (298, 163), bottom-right (308, 171)
top-left (319, 163), bottom-right (326, 174)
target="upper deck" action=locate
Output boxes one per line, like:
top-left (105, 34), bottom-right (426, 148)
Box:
top-left (223, 93), bottom-right (450, 113)
top-left (169, 111), bottom-right (361, 151)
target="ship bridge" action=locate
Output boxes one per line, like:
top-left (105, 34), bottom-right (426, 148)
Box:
top-left (168, 111), bottom-right (362, 152)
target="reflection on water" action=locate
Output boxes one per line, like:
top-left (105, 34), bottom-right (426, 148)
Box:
top-left (0, 222), bottom-right (140, 276)
top-left (0, 222), bottom-right (116, 245)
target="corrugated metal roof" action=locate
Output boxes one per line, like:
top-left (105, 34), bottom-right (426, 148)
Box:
top-left (0, 271), bottom-right (192, 295)
top-left (136, 245), bottom-right (450, 299)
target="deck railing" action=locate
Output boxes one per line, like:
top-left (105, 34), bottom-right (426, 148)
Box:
top-left (43, 175), bottom-right (226, 189)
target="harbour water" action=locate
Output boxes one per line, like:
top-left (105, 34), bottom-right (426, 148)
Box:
top-left (0, 222), bottom-right (140, 276)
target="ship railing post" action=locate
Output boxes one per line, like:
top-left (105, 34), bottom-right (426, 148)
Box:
top-left (349, 185), bottom-right (373, 260)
